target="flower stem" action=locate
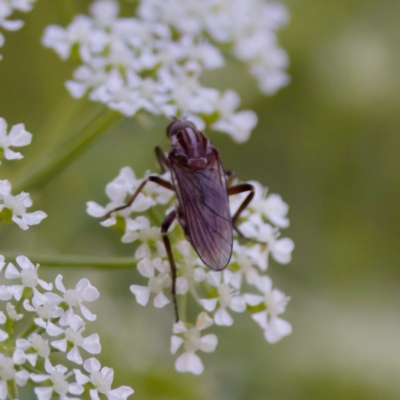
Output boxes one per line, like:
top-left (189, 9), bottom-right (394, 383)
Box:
top-left (7, 380), bottom-right (17, 400)
top-left (13, 108), bottom-right (123, 193)
top-left (18, 321), bottom-right (39, 339)
top-left (2, 253), bottom-right (137, 269)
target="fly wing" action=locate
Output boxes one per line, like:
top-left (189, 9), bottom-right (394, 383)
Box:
top-left (171, 154), bottom-right (232, 271)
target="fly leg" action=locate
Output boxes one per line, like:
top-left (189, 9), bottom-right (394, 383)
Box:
top-left (103, 176), bottom-right (174, 219)
top-left (161, 210), bottom-right (179, 322)
top-left (225, 170), bottom-right (236, 187)
top-left (228, 183), bottom-right (255, 238)
top-left (155, 146), bottom-right (170, 172)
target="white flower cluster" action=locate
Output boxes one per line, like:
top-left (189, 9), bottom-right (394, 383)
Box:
top-left (42, 0), bottom-right (289, 142)
top-left (0, 117), bottom-right (47, 230)
top-left (0, 0), bottom-right (36, 60)
top-left (87, 166), bottom-right (294, 375)
top-left (0, 254), bottom-right (134, 400)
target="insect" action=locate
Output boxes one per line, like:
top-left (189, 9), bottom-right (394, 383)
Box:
top-left (106, 118), bottom-right (254, 321)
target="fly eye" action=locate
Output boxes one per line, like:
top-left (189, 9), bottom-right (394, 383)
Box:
top-left (167, 119), bottom-right (196, 137)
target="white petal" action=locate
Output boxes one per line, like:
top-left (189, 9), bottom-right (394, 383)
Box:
top-left (199, 298), bottom-right (217, 312)
top-left (79, 281), bottom-right (100, 302)
top-left (89, 389), bottom-right (101, 400)
top-left (16, 255), bottom-right (35, 270)
top-left (46, 322), bottom-right (64, 337)
top-left (10, 285), bottom-right (24, 301)
top-left (0, 329), bottom-right (8, 342)
top-left (195, 312), bottom-right (214, 331)
top-left (8, 124), bottom-right (32, 146)
top-left (172, 321), bottom-right (187, 334)
top-left (214, 307), bottom-right (233, 326)
top-left (55, 274), bottom-right (66, 293)
top-left (82, 333), bottom-right (101, 354)
top-left (244, 294), bottom-right (264, 306)
top-left (38, 279), bottom-right (53, 291)
top-left (12, 348), bottom-right (25, 364)
top-left (175, 352), bottom-right (204, 375)
top-left (67, 346), bottom-right (83, 364)
top-left (170, 336), bottom-right (184, 355)
top-left (15, 369), bottom-right (30, 386)
top-left (21, 211), bottom-right (47, 226)
top-left (58, 307), bottom-right (74, 327)
top-left (230, 296), bottom-right (246, 313)
top-left (74, 368), bottom-right (90, 385)
top-left (4, 262), bottom-right (21, 279)
top-left (130, 285), bottom-right (150, 306)
top-left (34, 386), bottom-right (53, 400)
top-left (80, 304), bottom-right (97, 321)
top-left (30, 373), bottom-right (50, 383)
top-left (251, 311), bottom-right (268, 330)
top-left (69, 382), bottom-right (84, 395)
top-left (25, 353), bottom-right (38, 366)
top-left (51, 339), bottom-right (67, 352)
top-left (2, 19), bottom-right (24, 31)
top-left (264, 317), bottom-right (292, 343)
top-left (176, 277), bottom-right (188, 295)
top-left (199, 334), bottom-right (218, 353)
top-left (271, 238), bottom-right (294, 264)
top-left (153, 292), bottom-right (170, 308)
top-left (108, 386), bottom-right (134, 399)
top-left (83, 357), bottom-right (101, 373)
top-left (86, 201), bottom-right (107, 217)
top-left (0, 381), bottom-right (6, 399)
top-left (0, 285), bottom-right (12, 300)
top-left (137, 258), bottom-right (155, 278)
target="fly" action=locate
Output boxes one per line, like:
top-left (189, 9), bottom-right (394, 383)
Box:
top-left (105, 118), bottom-right (254, 321)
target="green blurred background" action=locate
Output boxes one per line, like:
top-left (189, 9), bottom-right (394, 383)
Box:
top-left (1, 0), bottom-right (400, 398)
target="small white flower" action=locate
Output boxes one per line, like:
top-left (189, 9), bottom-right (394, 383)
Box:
top-left (31, 358), bottom-right (83, 400)
top-left (55, 274), bottom-right (99, 325)
top-left (171, 312), bottom-right (217, 375)
top-left (200, 270), bottom-right (246, 326)
top-left (245, 276), bottom-right (292, 343)
top-left (0, 354), bottom-right (29, 399)
top-left (51, 314), bottom-right (101, 365)
top-left (4, 255), bottom-right (52, 300)
top-left (74, 357), bottom-right (134, 400)
top-left (23, 291), bottom-right (64, 336)
top-left (5, 302), bottom-right (23, 320)
top-left (130, 257), bottom-right (171, 308)
top-left (211, 90), bottom-right (257, 143)
top-left (15, 333), bottom-right (50, 366)
top-left (0, 118), bottom-right (32, 160)
top-left (0, 180), bottom-right (47, 230)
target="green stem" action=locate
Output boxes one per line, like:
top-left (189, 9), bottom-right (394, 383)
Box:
top-left (2, 253), bottom-right (138, 269)
top-left (7, 380), bottom-right (17, 400)
top-left (13, 109), bottom-right (123, 193)
top-left (18, 321), bottom-right (39, 339)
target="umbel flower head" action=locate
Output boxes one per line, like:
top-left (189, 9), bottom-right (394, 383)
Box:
top-left (42, 0), bottom-right (289, 142)
top-left (0, 254), bottom-right (134, 399)
top-left (0, 0), bottom-right (36, 60)
top-left (87, 163), bottom-right (294, 375)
